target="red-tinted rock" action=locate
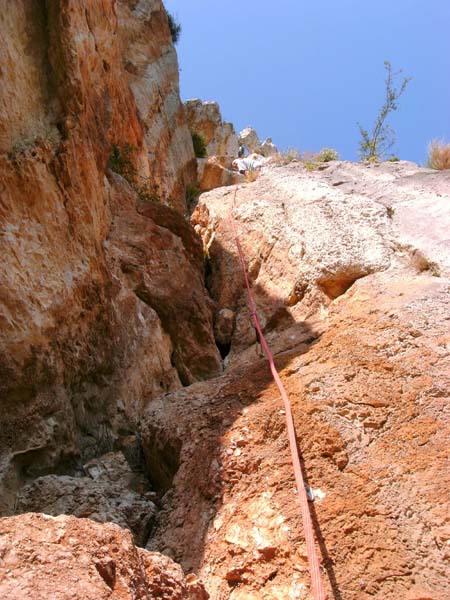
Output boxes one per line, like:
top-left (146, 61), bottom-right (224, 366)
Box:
top-left (0, 0), bottom-right (216, 513)
top-left (0, 513), bottom-right (208, 599)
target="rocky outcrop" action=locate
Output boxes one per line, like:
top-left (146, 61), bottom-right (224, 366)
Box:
top-left (184, 99), bottom-right (239, 157)
top-left (142, 271), bottom-right (450, 600)
top-left (141, 160), bottom-right (450, 599)
top-left (1, 2), bottom-right (449, 598)
top-left (106, 175), bottom-right (221, 386)
top-left (0, 513), bottom-right (208, 599)
top-left (0, 0), bottom-right (220, 514)
top-left (184, 99), bottom-right (241, 192)
top-left (15, 452), bottom-right (156, 547)
top-left (239, 126), bottom-right (279, 157)
top-left (197, 156), bottom-right (245, 192)
top-left (118, 2), bottom-right (197, 205)
top-left (192, 160), bottom-right (450, 363)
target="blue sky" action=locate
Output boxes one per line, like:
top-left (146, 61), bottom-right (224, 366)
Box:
top-left (164, 0), bottom-right (450, 164)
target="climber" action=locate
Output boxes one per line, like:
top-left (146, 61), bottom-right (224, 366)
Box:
top-left (232, 153), bottom-right (269, 175)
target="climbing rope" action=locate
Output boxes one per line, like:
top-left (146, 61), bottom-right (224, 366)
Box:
top-left (228, 186), bottom-right (327, 600)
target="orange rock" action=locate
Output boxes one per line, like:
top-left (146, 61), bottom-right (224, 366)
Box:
top-left (0, 0), bottom-right (216, 513)
top-left (0, 513), bottom-right (208, 599)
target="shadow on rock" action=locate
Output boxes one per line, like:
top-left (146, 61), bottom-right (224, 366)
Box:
top-left (140, 232), bottom-right (339, 598)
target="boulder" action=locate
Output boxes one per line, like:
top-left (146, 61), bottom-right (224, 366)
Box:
top-left (192, 160), bottom-right (450, 363)
top-left (15, 452), bottom-right (155, 547)
top-left (0, 513), bottom-right (208, 599)
top-left (197, 157), bottom-right (244, 192)
top-left (238, 129), bottom-right (278, 157)
top-left (238, 127), bottom-right (261, 153)
top-left (260, 137), bottom-right (279, 157)
top-left (184, 99), bottom-right (239, 157)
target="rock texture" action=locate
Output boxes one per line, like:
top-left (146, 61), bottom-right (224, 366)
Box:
top-left (106, 175), bottom-right (221, 386)
top-left (197, 156), bottom-right (245, 192)
top-left (238, 127), bottom-right (278, 157)
top-left (239, 127), bottom-right (261, 154)
top-left (1, 2), bottom-right (450, 599)
top-left (15, 452), bottom-right (156, 547)
top-left (118, 1), bottom-right (197, 205)
top-left (142, 160), bottom-right (450, 599)
top-left (192, 160), bottom-right (450, 363)
top-left (184, 99), bottom-right (239, 157)
top-left (143, 272), bottom-right (450, 599)
top-left (0, 0), bottom-right (220, 514)
top-left (0, 513), bottom-right (208, 599)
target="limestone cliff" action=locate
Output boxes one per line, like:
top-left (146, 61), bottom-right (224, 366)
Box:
top-left (149, 160), bottom-right (450, 599)
top-left (0, 0), bottom-right (220, 515)
top-left (1, 2), bottom-right (450, 600)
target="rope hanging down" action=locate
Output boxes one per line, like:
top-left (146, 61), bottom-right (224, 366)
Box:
top-left (228, 186), bottom-right (327, 600)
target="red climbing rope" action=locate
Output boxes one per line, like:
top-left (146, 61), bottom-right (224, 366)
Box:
top-left (228, 186), bottom-right (327, 600)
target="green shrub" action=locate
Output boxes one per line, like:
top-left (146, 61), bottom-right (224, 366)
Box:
top-left (186, 183), bottom-right (200, 208)
top-left (135, 181), bottom-right (160, 203)
top-left (317, 147), bottom-right (339, 162)
top-left (245, 167), bottom-right (259, 182)
top-left (357, 61), bottom-right (411, 161)
top-left (108, 144), bottom-right (160, 202)
top-left (191, 132), bottom-right (207, 158)
top-left (303, 161), bottom-right (319, 171)
top-left (108, 144), bottom-right (137, 183)
top-left (167, 13), bottom-right (181, 45)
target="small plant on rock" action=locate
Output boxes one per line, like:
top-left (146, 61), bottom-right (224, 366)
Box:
top-left (283, 147), bottom-right (301, 162)
top-left (186, 183), bottom-right (200, 209)
top-left (167, 12), bottom-right (182, 45)
top-left (357, 61), bottom-right (411, 161)
top-left (245, 167), bottom-right (259, 183)
top-left (271, 147), bottom-right (301, 165)
top-left (191, 132), bottom-right (207, 158)
top-left (317, 147), bottom-right (339, 162)
top-left (108, 144), bottom-right (160, 202)
top-left (108, 144), bottom-right (137, 182)
top-left (427, 139), bottom-right (450, 170)
top-left (303, 160), bottom-right (319, 171)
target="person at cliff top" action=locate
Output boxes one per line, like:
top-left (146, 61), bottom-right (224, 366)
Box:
top-left (232, 153), bottom-right (269, 174)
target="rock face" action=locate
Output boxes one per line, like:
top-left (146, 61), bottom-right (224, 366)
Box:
top-left (1, 2), bottom-right (450, 599)
top-left (238, 127), bottom-right (278, 156)
top-left (143, 272), bottom-right (450, 600)
top-left (192, 160), bottom-right (450, 363)
top-left (118, 2), bottom-right (197, 204)
top-left (238, 126), bottom-right (261, 154)
top-left (0, 0), bottom-right (220, 514)
top-left (15, 452), bottom-right (156, 547)
top-left (106, 175), bottom-right (221, 386)
top-left (0, 513), bottom-right (208, 599)
top-left (142, 161), bottom-right (450, 599)
top-left (184, 99), bottom-right (239, 157)
top-left (197, 156), bottom-right (245, 192)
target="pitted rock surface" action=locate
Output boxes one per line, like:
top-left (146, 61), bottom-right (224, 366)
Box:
top-left (0, 513), bottom-right (208, 600)
top-left (15, 452), bottom-right (156, 547)
top-left (142, 271), bottom-right (450, 599)
top-left (192, 160), bottom-right (450, 364)
top-left (1, 2), bottom-right (449, 599)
